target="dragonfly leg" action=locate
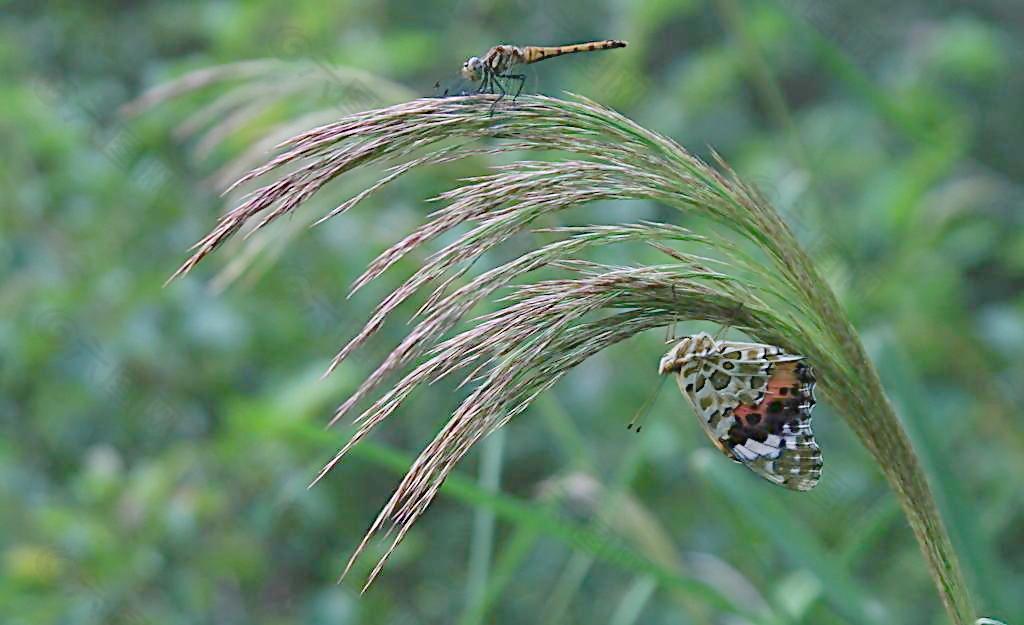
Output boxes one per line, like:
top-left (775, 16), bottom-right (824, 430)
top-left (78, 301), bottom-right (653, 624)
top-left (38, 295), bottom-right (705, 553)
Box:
top-left (498, 74), bottom-right (526, 101)
top-left (475, 72), bottom-right (492, 95)
top-left (489, 74), bottom-right (507, 116)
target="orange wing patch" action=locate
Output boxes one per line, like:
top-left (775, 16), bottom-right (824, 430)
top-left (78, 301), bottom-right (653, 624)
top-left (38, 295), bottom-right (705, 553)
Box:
top-left (732, 361), bottom-right (804, 430)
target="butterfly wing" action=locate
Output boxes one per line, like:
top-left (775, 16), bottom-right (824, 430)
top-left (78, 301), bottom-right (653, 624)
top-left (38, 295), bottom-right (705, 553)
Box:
top-left (669, 337), bottom-right (822, 491)
top-left (726, 358), bottom-right (822, 491)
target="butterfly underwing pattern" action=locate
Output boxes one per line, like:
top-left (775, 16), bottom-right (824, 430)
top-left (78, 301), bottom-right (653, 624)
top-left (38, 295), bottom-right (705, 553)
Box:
top-left (659, 332), bottom-right (822, 491)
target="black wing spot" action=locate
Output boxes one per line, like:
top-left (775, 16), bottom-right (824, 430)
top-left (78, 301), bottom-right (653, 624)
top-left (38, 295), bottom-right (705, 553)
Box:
top-left (710, 371), bottom-right (730, 390)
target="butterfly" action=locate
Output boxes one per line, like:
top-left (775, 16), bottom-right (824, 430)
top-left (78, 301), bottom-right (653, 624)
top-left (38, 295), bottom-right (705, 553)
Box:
top-left (659, 332), bottom-right (822, 491)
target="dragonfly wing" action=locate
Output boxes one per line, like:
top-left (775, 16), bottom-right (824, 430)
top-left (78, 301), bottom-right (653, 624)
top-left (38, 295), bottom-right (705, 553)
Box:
top-left (432, 74), bottom-right (477, 98)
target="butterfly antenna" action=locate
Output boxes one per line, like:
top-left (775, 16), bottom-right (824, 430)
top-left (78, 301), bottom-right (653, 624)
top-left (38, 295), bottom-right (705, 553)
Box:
top-left (627, 375), bottom-right (668, 433)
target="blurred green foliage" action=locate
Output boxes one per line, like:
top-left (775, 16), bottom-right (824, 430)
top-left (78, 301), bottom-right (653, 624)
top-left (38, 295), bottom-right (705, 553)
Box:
top-left (2, 1), bottom-right (1022, 624)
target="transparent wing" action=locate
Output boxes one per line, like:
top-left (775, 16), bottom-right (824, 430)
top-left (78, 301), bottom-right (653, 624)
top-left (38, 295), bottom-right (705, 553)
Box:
top-left (431, 73), bottom-right (477, 98)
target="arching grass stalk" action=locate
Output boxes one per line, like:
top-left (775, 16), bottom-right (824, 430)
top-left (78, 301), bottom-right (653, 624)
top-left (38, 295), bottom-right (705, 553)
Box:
top-left (123, 58), bottom-right (414, 289)
top-left (170, 94), bottom-right (974, 623)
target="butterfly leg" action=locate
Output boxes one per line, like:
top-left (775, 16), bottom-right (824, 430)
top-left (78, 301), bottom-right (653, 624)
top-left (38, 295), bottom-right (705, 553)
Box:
top-left (712, 302), bottom-right (747, 341)
top-left (664, 284), bottom-right (678, 344)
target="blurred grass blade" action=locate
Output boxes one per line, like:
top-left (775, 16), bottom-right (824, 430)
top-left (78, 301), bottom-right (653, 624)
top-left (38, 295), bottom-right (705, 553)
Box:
top-left (345, 438), bottom-right (755, 619)
top-left (462, 428), bottom-right (506, 621)
top-left (609, 576), bottom-right (658, 625)
top-left (457, 524), bottom-right (539, 625)
top-left (694, 447), bottom-right (886, 625)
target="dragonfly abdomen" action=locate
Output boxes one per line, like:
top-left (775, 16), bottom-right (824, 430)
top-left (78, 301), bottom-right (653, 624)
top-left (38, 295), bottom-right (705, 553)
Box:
top-left (521, 40), bottom-right (627, 64)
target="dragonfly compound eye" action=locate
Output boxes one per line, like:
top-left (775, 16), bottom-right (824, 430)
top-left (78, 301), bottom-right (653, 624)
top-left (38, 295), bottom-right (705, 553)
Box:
top-left (461, 57), bottom-right (483, 81)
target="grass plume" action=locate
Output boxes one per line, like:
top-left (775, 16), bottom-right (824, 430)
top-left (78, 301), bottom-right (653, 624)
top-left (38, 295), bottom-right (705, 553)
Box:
top-left (123, 58), bottom-right (413, 290)
top-left (169, 93), bottom-right (975, 622)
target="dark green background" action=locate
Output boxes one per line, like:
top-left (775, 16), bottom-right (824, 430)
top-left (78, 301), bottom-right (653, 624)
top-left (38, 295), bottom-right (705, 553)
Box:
top-left (2, 1), bottom-right (1022, 623)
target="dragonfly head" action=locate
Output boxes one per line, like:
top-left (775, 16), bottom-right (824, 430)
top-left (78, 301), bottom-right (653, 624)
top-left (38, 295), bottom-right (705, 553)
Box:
top-left (461, 56), bottom-right (484, 82)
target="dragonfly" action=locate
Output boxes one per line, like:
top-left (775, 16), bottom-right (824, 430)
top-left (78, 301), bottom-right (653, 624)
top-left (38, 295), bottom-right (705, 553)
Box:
top-left (438, 39), bottom-right (628, 102)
